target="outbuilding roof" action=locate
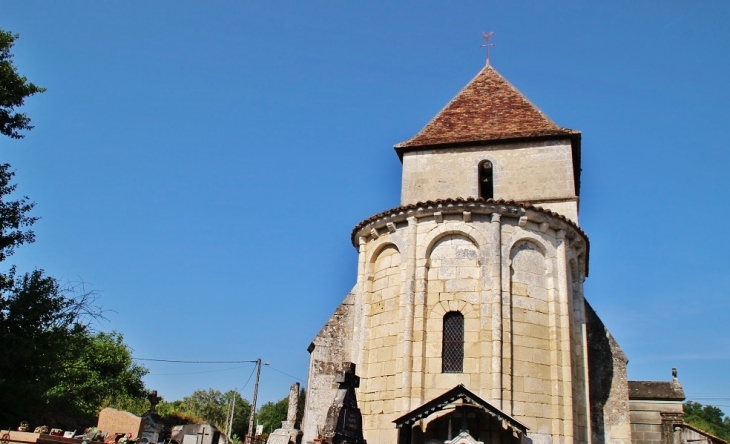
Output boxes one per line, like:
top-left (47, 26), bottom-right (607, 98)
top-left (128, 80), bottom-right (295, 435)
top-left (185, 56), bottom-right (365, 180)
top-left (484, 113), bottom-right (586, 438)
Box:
top-left (628, 380), bottom-right (685, 401)
top-left (395, 64), bottom-right (578, 151)
top-left (393, 384), bottom-right (528, 435)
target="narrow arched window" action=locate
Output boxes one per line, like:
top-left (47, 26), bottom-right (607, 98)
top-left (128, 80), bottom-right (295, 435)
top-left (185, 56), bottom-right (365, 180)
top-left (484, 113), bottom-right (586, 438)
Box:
top-left (479, 160), bottom-right (494, 200)
top-left (442, 311), bottom-right (464, 373)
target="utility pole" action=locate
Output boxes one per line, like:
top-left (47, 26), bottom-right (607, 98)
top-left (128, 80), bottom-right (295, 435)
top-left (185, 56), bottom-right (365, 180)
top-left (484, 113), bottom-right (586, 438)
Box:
top-left (226, 388), bottom-right (237, 439)
top-left (246, 359), bottom-right (263, 444)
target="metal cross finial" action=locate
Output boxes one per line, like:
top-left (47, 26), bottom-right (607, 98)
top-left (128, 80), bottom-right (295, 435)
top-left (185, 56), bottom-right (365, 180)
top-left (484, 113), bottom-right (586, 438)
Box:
top-left (480, 32), bottom-right (496, 66)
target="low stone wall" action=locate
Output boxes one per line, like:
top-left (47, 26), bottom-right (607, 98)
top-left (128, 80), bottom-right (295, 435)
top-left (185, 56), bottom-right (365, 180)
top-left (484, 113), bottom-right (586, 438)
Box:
top-left (0, 431), bottom-right (39, 444)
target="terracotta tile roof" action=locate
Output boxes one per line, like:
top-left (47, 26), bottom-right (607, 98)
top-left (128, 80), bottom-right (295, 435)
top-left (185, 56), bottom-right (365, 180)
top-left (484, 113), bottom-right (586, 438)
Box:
top-left (395, 64), bottom-right (578, 150)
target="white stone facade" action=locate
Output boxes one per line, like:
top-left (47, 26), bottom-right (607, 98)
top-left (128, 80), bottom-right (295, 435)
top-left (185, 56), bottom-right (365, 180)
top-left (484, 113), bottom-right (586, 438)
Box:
top-left (400, 140), bottom-right (580, 223)
top-left (354, 200), bottom-right (589, 444)
top-left (301, 66), bottom-right (634, 444)
top-left (302, 197), bottom-right (608, 444)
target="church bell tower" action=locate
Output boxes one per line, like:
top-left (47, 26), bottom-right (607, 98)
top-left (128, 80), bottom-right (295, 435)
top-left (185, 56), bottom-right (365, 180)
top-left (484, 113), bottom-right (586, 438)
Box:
top-left (301, 64), bottom-right (630, 444)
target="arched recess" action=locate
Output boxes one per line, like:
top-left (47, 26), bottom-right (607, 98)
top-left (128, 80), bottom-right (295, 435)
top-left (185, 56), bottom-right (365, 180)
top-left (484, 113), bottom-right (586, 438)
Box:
top-left (366, 235), bottom-right (406, 266)
top-left (508, 239), bottom-right (552, 423)
top-left (423, 234), bottom-right (481, 381)
top-left (422, 226), bottom-right (485, 261)
top-left (361, 243), bottom-right (402, 412)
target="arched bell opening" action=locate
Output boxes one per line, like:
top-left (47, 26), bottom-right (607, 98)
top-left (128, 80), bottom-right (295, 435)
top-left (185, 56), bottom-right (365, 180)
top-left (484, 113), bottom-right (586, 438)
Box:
top-left (478, 160), bottom-right (494, 200)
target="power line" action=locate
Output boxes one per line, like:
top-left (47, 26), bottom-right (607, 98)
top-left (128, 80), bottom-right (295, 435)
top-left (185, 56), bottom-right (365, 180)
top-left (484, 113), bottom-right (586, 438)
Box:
top-left (149, 365), bottom-right (253, 376)
top-left (266, 364), bottom-right (306, 383)
top-left (241, 363), bottom-right (258, 391)
top-left (133, 356), bottom-right (307, 387)
top-left (135, 358), bottom-right (258, 364)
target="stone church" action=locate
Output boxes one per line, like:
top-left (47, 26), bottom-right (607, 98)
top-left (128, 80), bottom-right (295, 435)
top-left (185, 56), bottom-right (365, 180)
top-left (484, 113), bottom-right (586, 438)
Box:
top-left (300, 64), bottom-right (698, 444)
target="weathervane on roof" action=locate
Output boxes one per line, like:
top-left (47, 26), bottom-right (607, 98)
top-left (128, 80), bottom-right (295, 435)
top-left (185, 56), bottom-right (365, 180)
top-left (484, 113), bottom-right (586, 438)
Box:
top-left (480, 32), bottom-right (495, 66)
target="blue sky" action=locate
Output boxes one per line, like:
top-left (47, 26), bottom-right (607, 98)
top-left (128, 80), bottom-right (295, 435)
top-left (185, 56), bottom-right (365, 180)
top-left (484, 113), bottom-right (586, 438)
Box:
top-left (3, 1), bottom-right (730, 413)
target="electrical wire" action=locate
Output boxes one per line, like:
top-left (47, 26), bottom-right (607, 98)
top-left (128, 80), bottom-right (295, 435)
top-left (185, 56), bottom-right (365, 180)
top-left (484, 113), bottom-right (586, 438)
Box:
top-left (135, 358), bottom-right (258, 364)
top-left (149, 365), bottom-right (253, 376)
top-left (266, 364), bottom-right (306, 383)
top-left (240, 363), bottom-right (258, 391)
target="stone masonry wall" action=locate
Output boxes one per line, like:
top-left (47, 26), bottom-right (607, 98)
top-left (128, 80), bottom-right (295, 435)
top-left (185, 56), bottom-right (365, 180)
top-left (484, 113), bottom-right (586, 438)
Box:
top-left (400, 140), bottom-right (578, 223)
top-left (509, 240), bottom-right (553, 439)
top-left (302, 199), bottom-right (602, 444)
top-left (586, 301), bottom-right (631, 444)
top-left (360, 245), bottom-right (403, 439)
top-left (628, 400), bottom-right (683, 444)
top-left (351, 201), bottom-right (590, 444)
top-left (301, 290), bottom-right (355, 443)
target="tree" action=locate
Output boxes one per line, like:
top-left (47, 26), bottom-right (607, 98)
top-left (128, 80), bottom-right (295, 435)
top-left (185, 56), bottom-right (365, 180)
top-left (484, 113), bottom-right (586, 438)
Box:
top-left (46, 331), bottom-right (148, 419)
top-left (684, 401), bottom-right (730, 441)
top-left (256, 398), bottom-right (288, 436)
top-left (0, 29), bottom-right (149, 429)
top-left (0, 267), bottom-right (148, 428)
top-left (0, 164), bottom-right (38, 262)
top-left (152, 389), bottom-right (252, 439)
top-left (0, 30), bottom-right (45, 139)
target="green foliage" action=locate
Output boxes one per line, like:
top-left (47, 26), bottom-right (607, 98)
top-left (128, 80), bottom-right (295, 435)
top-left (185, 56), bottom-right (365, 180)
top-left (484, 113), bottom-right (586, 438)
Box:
top-left (154, 389), bottom-right (252, 439)
top-left (103, 394), bottom-right (151, 417)
top-left (0, 30), bottom-right (45, 139)
top-left (684, 401), bottom-right (730, 441)
top-left (255, 388), bottom-right (305, 436)
top-left (256, 398), bottom-right (288, 435)
top-left (0, 164), bottom-right (38, 262)
top-left (0, 271), bottom-right (149, 426)
top-left (296, 388), bottom-right (305, 426)
top-left (0, 29), bottom-right (146, 428)
top-left (46, 331), bottom-right (148, 417)
top-left (0, 267), bottom-right (90, 426)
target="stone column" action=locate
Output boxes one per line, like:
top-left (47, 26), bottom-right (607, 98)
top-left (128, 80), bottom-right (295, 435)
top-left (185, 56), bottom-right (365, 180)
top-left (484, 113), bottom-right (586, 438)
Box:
top-left (399, 215), bottom-right (418, 412)
top-left (287, 382), bottom-right (299, 427)
top-left (489, 213), bottom-right (502, 407)
top-left (412, 219), bottom-right (428, 406)
top-left (502, 245), bottom-right (513, 415)
top-left (354, 236), bottom-right (368, 374)
top-left (556, 230), bottom-right (575, 440)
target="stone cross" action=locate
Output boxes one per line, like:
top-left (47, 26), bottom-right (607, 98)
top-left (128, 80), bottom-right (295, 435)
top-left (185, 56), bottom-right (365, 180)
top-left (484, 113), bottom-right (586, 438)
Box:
top-left (323, 362), bottom-right (366, 444)
top-left (147, 390), bottom-right (162, 413)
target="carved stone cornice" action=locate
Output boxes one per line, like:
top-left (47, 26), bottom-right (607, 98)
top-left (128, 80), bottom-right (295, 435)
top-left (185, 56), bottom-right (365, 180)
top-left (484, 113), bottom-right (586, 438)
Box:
top-left (351, 197), bottom-right (589, 273)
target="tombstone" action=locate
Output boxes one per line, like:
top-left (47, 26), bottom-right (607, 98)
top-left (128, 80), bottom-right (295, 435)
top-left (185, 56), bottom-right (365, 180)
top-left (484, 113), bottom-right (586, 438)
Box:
top-left (445, 431), bottom-right (483, 444)
top-left (266, 382), bottom-right (303, 444)
top-left (171, 424), bottom-right (222, 444)
top-left (97, 407), bottom-right (143, 438)
top-left (321, 362), bottom-right (366, 444)
top-left (140, 411), bottom-right (165, 443)
top-left (98, 390), bottom-right (166, 442)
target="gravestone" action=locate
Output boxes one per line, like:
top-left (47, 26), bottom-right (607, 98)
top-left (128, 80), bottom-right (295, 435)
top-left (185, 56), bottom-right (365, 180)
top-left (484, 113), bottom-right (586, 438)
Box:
top-left (322, 362), bottom-right (366, 444)
top-left (445, 431), bottom-right (483, 444)
top-left (266, 383), bottom-right (302, 444)
top-left (97, 407), bottom-right (143, 438)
